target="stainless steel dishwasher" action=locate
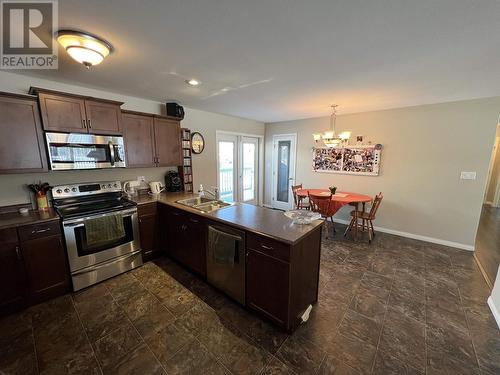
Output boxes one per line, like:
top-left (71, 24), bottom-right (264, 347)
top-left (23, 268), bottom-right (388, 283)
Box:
top-left (207, 223), bottom-right (246, 304)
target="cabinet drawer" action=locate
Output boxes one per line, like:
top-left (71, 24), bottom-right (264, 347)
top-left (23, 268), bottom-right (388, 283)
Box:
top-left (18, 221), bottom-right (61, 242)
top-left (138, 202), bottom-right (157, 217)
top-left (246, 233), bottom-right (290, 262)
top-left (0, 227), bottom-right (18, 244)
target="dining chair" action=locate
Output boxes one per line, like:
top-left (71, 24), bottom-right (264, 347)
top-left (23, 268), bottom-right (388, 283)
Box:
top-left (292, 184), bottom-right (310, 210)
top-left (345, 192), bottom-right (383, 243)
top-left (308, 192), bottom-right (335, 237)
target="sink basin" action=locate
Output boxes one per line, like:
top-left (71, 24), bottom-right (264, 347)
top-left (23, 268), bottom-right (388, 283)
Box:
top-left (176, 197), bottom-right (233, 213)
top-left (176, 197), bottom-right (216, 206)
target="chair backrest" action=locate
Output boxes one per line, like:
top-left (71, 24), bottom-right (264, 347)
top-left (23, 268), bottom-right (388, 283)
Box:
top-left (291, 184), bottom-right (303, 208)
top-left (368, 192), bottom-right (383, 219)
top-left (308, 192), bottom-right (332, 217)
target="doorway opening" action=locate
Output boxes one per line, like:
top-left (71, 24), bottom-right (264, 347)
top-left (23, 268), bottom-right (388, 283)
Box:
top-left (475, 123), bottom-right (500, 288)
top-left (216, 131), bottom-right (262, 205)
top-left (271, 134), bottom-right (297, 211)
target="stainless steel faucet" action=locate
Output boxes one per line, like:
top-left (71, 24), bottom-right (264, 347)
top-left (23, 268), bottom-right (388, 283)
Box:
top-left (204, 186), bottom-right (220, 200)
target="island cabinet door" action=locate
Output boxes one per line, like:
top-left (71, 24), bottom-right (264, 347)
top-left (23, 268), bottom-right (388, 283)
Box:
top-left (166, 208), bottom-right (189, 265)
top-left (184, 214), bottom-right (207, 277)
top-left (246, 248), bottom-right (290, 327)
top-left (0, 228), bottom-right (27, 314)
top-left (138, 203), bottom-right (159, 261)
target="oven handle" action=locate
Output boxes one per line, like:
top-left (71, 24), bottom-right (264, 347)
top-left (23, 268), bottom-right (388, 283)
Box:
top-left (72, 250), bottom-right (142, 276)
top-left (63, 208), bottom-right (137, 225)
top-left (109, 142), bottom-right (115, 166)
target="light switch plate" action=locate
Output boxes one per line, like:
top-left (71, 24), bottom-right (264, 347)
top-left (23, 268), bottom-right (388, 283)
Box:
top-left (460, 171), bottom-right (476, 180)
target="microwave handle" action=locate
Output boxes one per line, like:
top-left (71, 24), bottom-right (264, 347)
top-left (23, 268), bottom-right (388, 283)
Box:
top-left (109, 142), bottom-right (115, 166)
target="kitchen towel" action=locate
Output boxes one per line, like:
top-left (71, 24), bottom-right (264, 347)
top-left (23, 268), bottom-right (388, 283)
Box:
top-left (85, 214), bottom-right (125, 246)
top-left (208, 226), bottom-right (240, 266)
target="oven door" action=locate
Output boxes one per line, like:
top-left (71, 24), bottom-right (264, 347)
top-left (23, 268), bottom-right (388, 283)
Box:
top-left (62, 207), bottom-right (140, 272)
top-left (46, 132), bottom-right (126, 170)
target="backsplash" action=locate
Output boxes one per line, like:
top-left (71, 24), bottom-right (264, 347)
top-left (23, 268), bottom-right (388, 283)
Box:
top-left (0, 167), bottom-right (176, 207)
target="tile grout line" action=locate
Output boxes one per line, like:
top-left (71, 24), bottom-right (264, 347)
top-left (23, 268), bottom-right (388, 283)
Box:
top-left (69, 295), bottom-right (104, 375)
top-left (423, 255), bottom-right (428, 375)
top-left (29, 313), bottom-right (40, 375)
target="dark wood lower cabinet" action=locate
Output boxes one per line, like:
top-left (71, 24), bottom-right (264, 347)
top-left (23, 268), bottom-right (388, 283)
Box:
top-left (246, 249), bottom-right (290, 325)
top-left (21, 234), bottom-right (70, 303)
top-left (138, 203), bottom-right (160, 261)
top-left (0, 228), bottom-right (27, 313)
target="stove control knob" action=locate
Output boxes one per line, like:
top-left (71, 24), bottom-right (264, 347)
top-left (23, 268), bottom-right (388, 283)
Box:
top-left (108, 183), bottom-right (112, 188)
top-left (64, 188), bottom-right (70, 193)
top-left (113, 183), bottom-right (118, 188)
top-left (72, 187), bottom-right (77, 192)
top-left (56, 189), bottom-right (62, 194)
top-left (102, 185), bottom-right (106, 189)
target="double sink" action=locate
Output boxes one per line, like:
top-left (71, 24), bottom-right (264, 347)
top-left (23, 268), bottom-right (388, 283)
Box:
top-left (176, 197), bottom-right (233, 213)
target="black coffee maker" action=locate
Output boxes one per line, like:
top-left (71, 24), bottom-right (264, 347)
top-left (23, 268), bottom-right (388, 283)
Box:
top-left (165, 171), bottom-right (182, 192)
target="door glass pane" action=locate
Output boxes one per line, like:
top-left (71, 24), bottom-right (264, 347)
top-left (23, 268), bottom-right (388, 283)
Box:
top-left (218, 141), bottom-right (235, 202)
top-left (242, 142), bottom-right (256, 202)
top-left (276, 140), bottom-right (291, 202)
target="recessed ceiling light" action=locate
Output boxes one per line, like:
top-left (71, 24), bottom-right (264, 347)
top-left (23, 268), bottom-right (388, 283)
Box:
top-left (186, 79), bottom-right (200, 86)
top-left (57, 30), bottom-right (113, 69)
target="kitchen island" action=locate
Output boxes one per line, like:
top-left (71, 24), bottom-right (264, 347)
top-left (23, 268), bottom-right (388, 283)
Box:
top-left (131, 192), bottom-right (323, 332)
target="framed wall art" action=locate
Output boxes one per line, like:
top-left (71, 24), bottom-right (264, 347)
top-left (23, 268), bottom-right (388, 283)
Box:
top-left (312, 144), bottom-right (382, 176)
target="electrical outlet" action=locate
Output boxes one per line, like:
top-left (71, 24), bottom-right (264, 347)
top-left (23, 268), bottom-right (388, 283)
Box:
top-left (460, 171), bottom-right (476, 180)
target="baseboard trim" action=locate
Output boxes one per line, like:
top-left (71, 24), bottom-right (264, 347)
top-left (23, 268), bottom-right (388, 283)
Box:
top-left (487, 296), bottom-right (500, 330)
top-left (332, 218), bottom-right (475, 251)
top-left (474, 253), bottom-right (493, 289)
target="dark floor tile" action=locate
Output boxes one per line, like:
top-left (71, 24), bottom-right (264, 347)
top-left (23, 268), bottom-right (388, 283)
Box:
top-left (378, 308), bottom-right (425, 372)
top-left (426, 303), bottom-right (468, 334)
top-left (276, 335), bottom-right (325, 375)
top-left (93, 321), bottom-right (143, 372)
top-left (132, 301), bottom-right (175, 339)
top-left (146, 321), bottom-right (194, 365)
top-left (109, 343), bottom-right (165, 375)
top-left (361, 271), bottom-right (392, 291)
top-left (367, 254), bottom-right (397, 278)
top-left (388, 290), bottom-right (425, 323)
top-left (349, 291), bottom-right (387, 323)
top-left (176, 300), bottom-right (220, 336)
top-left (338, 309), bottom-right (382, 346)
top-left (163, 339), bottom-right (229, 375)
top-left (261, 356), bottom-right (297, 375)
top-left (72, 283), bottom-right (109, 303)
top-left (0, 318), bottom-right (37, 375)
top-left (245, 317), bottom-right (288, 356)
top-left (328, 333), bottom-right (377, 375)
top-left (157, 283), bottom-right (199, 316)
top-left (373, 350), bottom-right (423, 375)
top-left (426, 347), bottom-right (480, 375)
top-left (465, 303), bottom-right (500, 337)
top-left (426, 325), bottom-right (476, 366)
top-left (471, 330), bottom-right (500, 374)
top-left (317, 353), bottom-right (361, 374)
top-left (119, 289), bottom-right (163, 321)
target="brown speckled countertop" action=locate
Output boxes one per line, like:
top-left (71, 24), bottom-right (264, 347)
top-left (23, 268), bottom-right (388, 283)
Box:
top-left (0, 208), bottom-right (60, 230)
top-left (127, 192), bottom-right (323, 244)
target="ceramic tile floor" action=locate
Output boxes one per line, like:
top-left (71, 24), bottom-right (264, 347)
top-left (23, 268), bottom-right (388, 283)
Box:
top-left (1, 224), bottom-right (499, 375)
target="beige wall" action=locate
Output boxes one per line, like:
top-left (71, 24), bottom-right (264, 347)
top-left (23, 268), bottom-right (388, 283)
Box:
top-left (485, 125), bottom-right (500, 204)
top-left (0, 71), bottom-right (264, 206)
top-left (265, 98), bottom-right (500, 249)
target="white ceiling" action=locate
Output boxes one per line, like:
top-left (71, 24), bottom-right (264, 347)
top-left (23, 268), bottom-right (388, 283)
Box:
top-left (20, 0), bottom-right (500, 122)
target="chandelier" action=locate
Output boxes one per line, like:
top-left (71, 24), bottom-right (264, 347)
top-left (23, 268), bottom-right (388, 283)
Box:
top-left (313, 105), bottom-right (351, 148)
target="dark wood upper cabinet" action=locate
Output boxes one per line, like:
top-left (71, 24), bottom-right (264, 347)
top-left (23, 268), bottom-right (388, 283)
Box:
top-left (84, 99), bottom-right (122, 135)
top-left (18, 222), bottom-right (70, 304)
top-left (122, 110), bottom-right (181, 168)
top-left (30, 87), bottom-right (123, 135)
top-left (123, 112), bottom-right (156, 167)
top-left (0, 228), bottom-right (27, 314)
top-left (154, 117), bottom-right (181, 167)
top-left (38, 92), bottom-right (87, 132)
top-left (0, 92), bottom-right (47, 174)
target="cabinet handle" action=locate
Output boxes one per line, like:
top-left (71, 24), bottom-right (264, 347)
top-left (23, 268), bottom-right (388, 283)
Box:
top-left (32, 228), bottom-right (51, 234)
top-left (87, 119), bottom-right (92, 129)
top-left (82, 119), bottom-right (87, 128)
top-left (260, 244), bottom-right (273, 250)
top-left (156, 156), bottom-right (160, 164)
top-left (181, 224), bottom-right (187, 231)
top-left (189, 218), bottom-right (199, 223)
top-left (15, 246), bottom-right (22, 260)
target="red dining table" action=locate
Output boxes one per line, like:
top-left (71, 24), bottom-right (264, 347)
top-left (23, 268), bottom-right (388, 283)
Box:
top-left (296, 189), bottom-right (372, 239)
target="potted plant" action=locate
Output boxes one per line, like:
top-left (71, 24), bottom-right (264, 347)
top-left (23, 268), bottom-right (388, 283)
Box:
top-left (329, 186), bottom-right (337, 195)
top-left (28, 181), bottom-right (51, 211)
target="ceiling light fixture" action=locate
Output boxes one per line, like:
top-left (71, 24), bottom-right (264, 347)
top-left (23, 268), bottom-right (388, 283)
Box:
top-left (186, 79), bottom-right (200, 86)
top-left (57, 30), bottom-right (113, 69)
top-left (313, 104), bottom-right (350, 148)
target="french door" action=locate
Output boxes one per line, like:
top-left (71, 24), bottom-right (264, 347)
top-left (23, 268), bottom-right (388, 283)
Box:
top-left (271, 134), bottom-right (297, 210)
top-left (217, 134), bottom-right (259, 205)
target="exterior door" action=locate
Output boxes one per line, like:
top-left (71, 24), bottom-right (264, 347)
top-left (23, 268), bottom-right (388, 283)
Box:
top-left (271, 134), bottom-right (297, 210)
top-left (217, 134), bottom-right (260, 204)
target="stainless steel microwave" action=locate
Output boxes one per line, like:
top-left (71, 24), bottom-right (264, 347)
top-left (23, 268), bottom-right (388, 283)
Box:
top-left (45, 132), bottom-right (126, 170)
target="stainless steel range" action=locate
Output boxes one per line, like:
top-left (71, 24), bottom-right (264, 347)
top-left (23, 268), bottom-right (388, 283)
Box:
top-left (52, 181), bottom-right (142, 291)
